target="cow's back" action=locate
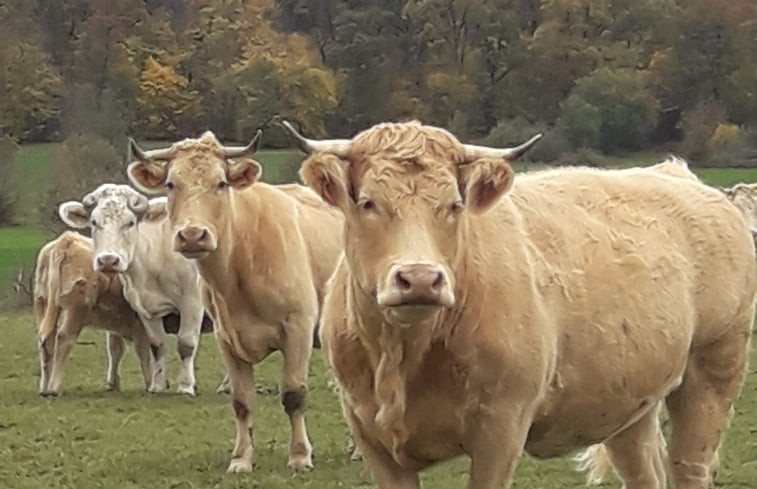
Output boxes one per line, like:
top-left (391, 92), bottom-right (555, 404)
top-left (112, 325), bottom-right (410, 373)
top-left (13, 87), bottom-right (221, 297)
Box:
top-left (505, 167), bottom-right (755, 457)
top-left (512, 167), bottom-right (755, 344)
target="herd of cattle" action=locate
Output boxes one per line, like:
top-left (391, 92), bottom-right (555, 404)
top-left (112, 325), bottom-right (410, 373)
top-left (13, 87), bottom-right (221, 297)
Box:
top-left (31, 119), bottom-right (757, 489)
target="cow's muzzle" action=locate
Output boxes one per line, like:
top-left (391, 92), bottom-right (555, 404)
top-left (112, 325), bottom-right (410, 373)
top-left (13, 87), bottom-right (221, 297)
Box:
top-left (94, 253), bottom-right (126, 274)
top-left (174, 225), bottom-right (216, 258)
top-left (377, 263), bottom-right (454, 308)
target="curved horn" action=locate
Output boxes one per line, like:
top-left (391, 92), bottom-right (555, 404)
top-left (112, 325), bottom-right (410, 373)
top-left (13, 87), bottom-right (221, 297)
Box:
top-left (129, 138), bottom-right (173, 162)
top-left (128, 193), bottom-right (149, 215)
top-left (82, 191), bottom-right (98, 209)
top-left (462, 133), bottom-right (543, 162)
top-left (279, 120), bottom-right (352, 157)
top-left (222, 130), bottom-right (262, 159)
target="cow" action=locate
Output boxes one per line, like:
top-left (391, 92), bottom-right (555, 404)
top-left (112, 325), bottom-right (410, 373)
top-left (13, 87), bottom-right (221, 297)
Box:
top-left (58, 184), bottom-right (214, 396)
top-left (280, 120), bottom-right (755, 489)
top-left (34, 231), bottom-right (153, 396)
top-left (125, 130), bottom-right (344, 473)
top-left (720, 182), bottom-right (757, 251)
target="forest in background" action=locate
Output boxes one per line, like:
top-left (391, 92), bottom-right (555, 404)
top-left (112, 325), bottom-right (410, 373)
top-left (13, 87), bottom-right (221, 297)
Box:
top-left (2, 0), bottom-right (757, 228)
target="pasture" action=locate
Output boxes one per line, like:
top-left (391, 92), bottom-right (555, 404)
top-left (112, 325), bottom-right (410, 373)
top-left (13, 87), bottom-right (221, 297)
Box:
top-left (3, 146), bottom-right (757, 488)
top-left (1, 311), bottom-right (757, 488)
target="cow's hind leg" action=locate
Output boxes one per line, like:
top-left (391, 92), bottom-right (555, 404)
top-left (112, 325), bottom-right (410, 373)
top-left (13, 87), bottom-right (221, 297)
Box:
top-left (666, 321), bottom-right (751, 489)
top-left (38, 327), bottom-right (57, 394)
top-left (280, 315), bottom-right (315, 471)
top-left (106, 332), bottom-right (126, 391)
top-left (43, 308), bottom-right (86, 396)
top-left (596, 403), bottom-right (668, 489)
top-left (221, 341), bottom-right (256, 473)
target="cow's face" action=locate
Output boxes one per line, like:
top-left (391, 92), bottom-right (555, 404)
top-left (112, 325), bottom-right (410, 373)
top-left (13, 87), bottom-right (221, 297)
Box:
top-left (290, 121), bottom-right (540, 324)
top-left (58, 185), bottom-right (167, 274)
top-left (724, 183), bottom-right (757, 230)
top-left (126, 131), bottom-right (261, 260)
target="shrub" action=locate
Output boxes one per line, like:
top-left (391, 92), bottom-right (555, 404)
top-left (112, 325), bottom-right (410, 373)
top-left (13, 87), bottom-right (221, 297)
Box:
top-left (560, 68), bottom-right (659, 152)
top-left (0, 135), bottom-right (19, 226)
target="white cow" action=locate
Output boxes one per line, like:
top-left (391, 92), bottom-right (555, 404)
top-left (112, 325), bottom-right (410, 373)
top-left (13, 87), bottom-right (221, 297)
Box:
top-left (59, 184), bottom-right (213, 395)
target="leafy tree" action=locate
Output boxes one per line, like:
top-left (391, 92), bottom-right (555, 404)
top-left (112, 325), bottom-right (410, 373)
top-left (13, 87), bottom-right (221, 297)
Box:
top-left (561, 67), bottom-right (659, 151)
top-left (0, 136), bottom-right (20, 225)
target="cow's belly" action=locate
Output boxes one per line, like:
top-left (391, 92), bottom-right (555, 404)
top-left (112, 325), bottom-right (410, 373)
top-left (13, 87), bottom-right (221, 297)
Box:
top-left (525, 317), bottom-right (691, 458)
top-left (225, 311), bottom-right (283, 364)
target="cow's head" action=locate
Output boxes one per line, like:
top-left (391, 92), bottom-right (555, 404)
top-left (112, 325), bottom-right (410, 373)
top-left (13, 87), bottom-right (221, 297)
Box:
top-left (282, 120), bottom-right (540, 323)
top-left (126, 131), bottom-right (262, 259)
top-left (58, 184), bottom-right (167, 273)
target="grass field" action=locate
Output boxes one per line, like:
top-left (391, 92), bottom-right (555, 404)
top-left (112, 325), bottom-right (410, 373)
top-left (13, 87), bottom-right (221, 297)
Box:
top-left (1, 311), bottom-right (756, 488)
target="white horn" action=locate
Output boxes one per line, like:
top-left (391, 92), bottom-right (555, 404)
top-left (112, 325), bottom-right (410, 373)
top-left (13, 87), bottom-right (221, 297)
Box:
top-left (462, 133), bottom-right (543, 162)
top-left (129, 138), bottom-right (173, 162)
top-left (279, 120), bottom-right (352, 157)
top-left (223, 130), bottom-right (262, 159)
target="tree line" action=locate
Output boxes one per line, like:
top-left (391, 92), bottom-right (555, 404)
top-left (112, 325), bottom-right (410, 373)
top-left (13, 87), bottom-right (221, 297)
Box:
top-left (1, 0), bottom-right (756, 162)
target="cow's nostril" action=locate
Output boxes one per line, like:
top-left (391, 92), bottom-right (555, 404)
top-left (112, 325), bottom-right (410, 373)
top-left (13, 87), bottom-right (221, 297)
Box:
top-left (395, 271), bottom-right (412, 291)
top-left (199, 229), bottom-right (208, 241)
top-left (177, 230), bottom-right (187, 242)
top-left (431, 272), bottom-right (443, 290)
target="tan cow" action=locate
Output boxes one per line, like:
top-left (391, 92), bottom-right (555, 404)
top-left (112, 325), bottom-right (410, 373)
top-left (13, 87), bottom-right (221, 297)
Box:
top-left (281, 120), bottom-right (755, 489)
top-left (125, 131), bottom-right (343, 473)
top-left (34, 231), bottom-right (153, 396)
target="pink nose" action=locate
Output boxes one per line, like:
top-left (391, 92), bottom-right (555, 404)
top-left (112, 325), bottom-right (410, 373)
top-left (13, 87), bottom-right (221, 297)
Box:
top-left (96, 254), bottom-right (121, 273)
top-left (175, 226), bottom-right (211, 251)
top-left (394, 265), bottom-right (445, 305)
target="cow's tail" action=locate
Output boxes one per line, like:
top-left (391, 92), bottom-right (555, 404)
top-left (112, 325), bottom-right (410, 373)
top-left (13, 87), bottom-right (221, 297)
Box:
top-left (574, 444), bottom-right (615, 486)
top-left (35, 244), bottom-right (65, 342)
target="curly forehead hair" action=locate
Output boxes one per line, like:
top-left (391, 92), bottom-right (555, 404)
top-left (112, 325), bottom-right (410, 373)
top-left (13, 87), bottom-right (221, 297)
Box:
top-left (169, 131), bottom-right (223, 155)
top-left (350, 121), bottom-right (465, 166)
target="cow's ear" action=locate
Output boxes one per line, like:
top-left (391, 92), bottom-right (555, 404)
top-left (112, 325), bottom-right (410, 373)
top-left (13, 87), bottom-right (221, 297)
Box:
top-left (58, 201), bottom-right (90, 229)
top-left (459, 159), bottom-right (515, 214)
top-left (300, 154), bottom-right (351, 212)
top-left (143, 197), bottom-right (168, 223)
top-left (127, 161), bottom-right (168, 195)
top-left (226, 159), bottom-right (261, 190)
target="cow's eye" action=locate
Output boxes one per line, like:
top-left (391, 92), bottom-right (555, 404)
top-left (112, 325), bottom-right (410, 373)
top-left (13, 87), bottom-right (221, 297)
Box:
top-left (91, 219), bottom-right (98, 228)
top-left (218, 180), bottom-right (229, 190)
top-left (127, 220), bottom-right (136, 228)
top-left (359, 199), bottom-right (375, 212)
top-left (451, 200), bottom-right (465, 214)
top-left (165, 181), bottom-right (174, 190)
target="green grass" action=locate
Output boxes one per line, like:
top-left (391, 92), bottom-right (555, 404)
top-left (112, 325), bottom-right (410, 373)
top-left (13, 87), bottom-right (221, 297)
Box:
top-left (1, 311), bottom-right (756, 488)
top-left (0, 226), bottom-right (47, 291)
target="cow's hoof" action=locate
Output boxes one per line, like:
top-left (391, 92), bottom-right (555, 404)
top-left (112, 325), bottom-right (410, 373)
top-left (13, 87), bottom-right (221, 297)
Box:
top-left (288, 454), bottom-right (314, 472)
top-left (226, 458), bottom-right (253, 473)
top-left (148, 383), bottom-right (168, 394)
top-left (106, 382), bottom-right (120, 392)
top-left (40, 390), bottom-right (58, 398)
top-left (350, 448), bottom-right (363, 461)
top-left (216, 383), bottom-right (231, 395)
top-left (177, 385), bottom-right (196, 397)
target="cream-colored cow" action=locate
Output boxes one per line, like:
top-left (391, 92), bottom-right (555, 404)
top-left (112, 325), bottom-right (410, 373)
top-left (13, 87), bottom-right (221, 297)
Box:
top-left (59, 184), bottom-right (214, 396)
top-left (720, 182), bottom-right (757, 250)
top-left (281, 120), bottom-right (755, 489)
top-left (34, 231), bottom-right (153, 396)
top-left (126, 131), bottom-right (343, 472)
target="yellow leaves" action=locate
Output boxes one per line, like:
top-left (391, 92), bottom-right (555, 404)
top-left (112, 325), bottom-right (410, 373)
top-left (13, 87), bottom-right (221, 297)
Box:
top-left (136, 57), bottom-right (200, 138)
top-left (710, 123), bottom-right (741, 147)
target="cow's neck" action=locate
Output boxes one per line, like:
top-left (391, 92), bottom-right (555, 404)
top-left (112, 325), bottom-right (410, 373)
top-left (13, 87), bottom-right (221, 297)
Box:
top-left (195, 190), bottom-right (260, 294)
top-left (348, 275), bottom-right (452, 458)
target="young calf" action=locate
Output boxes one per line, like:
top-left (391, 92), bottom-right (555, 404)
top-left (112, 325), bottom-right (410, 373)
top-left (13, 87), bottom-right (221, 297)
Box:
top-left (34, 231), bottom-right (153, 396)
top-left (59, 184), bottom-right (213, 396)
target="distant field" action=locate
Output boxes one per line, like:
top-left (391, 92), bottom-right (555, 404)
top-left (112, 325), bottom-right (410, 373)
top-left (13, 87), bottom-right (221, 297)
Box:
top-left (2, 311), bottom-right (756, 488)
top-left (3, 143), bottom-right (756, 302)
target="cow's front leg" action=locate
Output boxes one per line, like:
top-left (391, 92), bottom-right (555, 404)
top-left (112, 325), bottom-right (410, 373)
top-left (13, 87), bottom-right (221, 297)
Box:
top-left (176, 304), bottom-right (202, 396)
top-left (105, 332), bottom-right (126, 391)
top-left (142, 317), bottom-right (169, 393)
top-left (131, 325), bottom-right (155, 391)
top-left (280, 313), bottom-right (315, 471)
top-left (465, 405), bottom-right (533, 489)
top-left (220, 340), bottom-right (256, 473)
